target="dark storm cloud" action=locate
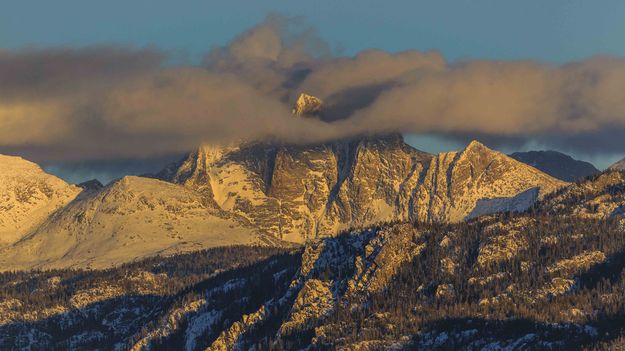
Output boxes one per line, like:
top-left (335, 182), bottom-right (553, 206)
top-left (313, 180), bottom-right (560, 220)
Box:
top-left (2, 14), bottom-right (625, 163)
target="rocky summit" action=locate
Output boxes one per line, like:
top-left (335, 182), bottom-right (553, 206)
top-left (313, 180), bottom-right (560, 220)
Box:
top-left (0, 155), bottom-right (81, 246)
top-left (291, 93), bottom-right (324, 117)
top-left (156, 136), bottom-right (565, 243)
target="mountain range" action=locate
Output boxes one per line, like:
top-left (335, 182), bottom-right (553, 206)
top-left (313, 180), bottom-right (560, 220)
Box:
top-left (0, 134), bottom-right (566, 270)
top-left (3, 95), bottom-right (625, 349)
top-left (2, 169), bottom-right (625, 349)
top-left (1, 94), bottom-right (613, 272)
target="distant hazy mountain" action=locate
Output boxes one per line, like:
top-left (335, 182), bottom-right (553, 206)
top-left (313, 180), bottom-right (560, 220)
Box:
top-left (77, 179), bottom-right (104, 191)
top-left (509, 150), bottom-right (599, 182)
top-left (609, 157), bottom-right (625, 171)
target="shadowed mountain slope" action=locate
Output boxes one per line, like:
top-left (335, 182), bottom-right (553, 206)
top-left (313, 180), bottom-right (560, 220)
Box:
top-left (510, 150), bottom-right (599, 181)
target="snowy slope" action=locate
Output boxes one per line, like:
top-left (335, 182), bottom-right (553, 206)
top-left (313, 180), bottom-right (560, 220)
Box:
top-left (609, 157), bottom-right (625, 171)
top-left (0, 176), bottom-right (262, 271)
top-left (0, 155), bottom-right (81, 246)
top-left (412, 141), bottom-right (566, 223)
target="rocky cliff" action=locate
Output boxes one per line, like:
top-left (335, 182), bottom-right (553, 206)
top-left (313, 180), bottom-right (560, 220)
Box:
top-left (159, 137), bottom-right (565, 243)
top-left (291, 93), bottom-right (324, 117)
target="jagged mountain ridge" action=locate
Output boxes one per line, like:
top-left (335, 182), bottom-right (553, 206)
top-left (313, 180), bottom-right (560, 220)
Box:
top-left (158, 137), bottom-right (566, 242)
top-left (0, 136), bottom-right (565, 270)
top-left (154, 134), bottom-right (432, 242)
top-left (0, 93), bottom-right (566, 270)
top-left (510, 150), bottom-right (599, 181)
top-left (410, 140), bottom-right (564, 222)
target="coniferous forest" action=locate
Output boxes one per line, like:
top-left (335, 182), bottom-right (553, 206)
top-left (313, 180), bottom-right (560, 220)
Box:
top-left (3, 173), bottom-right (625, 350)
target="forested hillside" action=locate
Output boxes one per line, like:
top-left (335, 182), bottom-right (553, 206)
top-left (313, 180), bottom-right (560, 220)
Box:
top-left (3, 172), bottom-right (625, 350)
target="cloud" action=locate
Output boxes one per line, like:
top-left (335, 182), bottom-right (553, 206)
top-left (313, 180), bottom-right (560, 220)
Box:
top-left (203, 14), bottom-right (330, 98)
top-left (0, 47), bottom-right (163, 100)
top-left (351, 57), bottom-right (625, 149)
top-left (2, 14), bottom-right (625, 164)
top-left (0, 66), bottom-right (336, 160)
top-left (354, 60), bottom-right (561, 135)
top-left (299, 49), bottom-right (445, 99)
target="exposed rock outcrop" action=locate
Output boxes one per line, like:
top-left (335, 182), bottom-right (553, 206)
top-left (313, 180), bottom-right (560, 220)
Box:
top-left (292, 93), bottom-right (324, 117)
top-left (159, 138), bottom-right (565, 244)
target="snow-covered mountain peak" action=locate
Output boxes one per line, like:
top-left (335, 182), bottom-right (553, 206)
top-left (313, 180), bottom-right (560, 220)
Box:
top-left (0, 154), bottom-right (81, 246)
top-left (462, 140), bottom-right (491, 155)
top-left (0, 154), bottom-right (44, 174)
top-left (292, 93), bottom-right (323, 116)
top-left (0, 174), bottom-right (266, 270)
top-left (0, 136), bottom-right (568, 269)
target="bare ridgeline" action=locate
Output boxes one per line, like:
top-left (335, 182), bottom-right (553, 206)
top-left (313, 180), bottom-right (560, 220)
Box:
top-left (2, 95), bottom-right (625, 349)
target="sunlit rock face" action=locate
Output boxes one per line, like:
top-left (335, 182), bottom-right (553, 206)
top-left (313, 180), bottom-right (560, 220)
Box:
top-left (157, 136), bottom-right (424, 242)
top-left (292, 93), bottom-right (324, 117)
top-left (411, 140), bottom-right (564, 223)
top-left (158, 136), bottom-right (565, 243)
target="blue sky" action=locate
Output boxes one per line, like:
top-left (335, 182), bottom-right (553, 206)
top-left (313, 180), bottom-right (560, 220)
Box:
top-left (3, 0), bottom-right (625, 177)
top-left (4, 1), bottom-right (625, 63)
